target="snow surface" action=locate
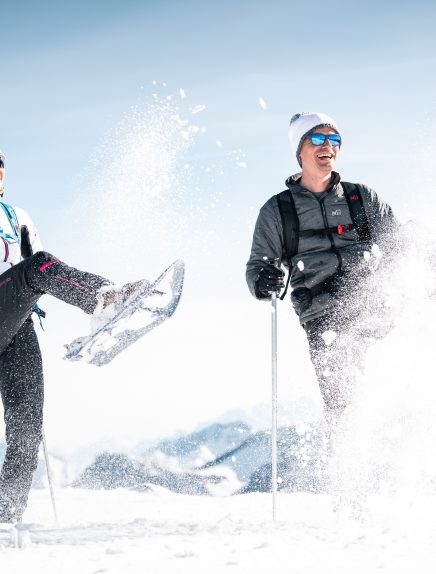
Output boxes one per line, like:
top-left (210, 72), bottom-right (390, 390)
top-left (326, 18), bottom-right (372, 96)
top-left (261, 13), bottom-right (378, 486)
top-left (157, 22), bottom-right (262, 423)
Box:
top-left (3, 487), bottom-right (436, 573)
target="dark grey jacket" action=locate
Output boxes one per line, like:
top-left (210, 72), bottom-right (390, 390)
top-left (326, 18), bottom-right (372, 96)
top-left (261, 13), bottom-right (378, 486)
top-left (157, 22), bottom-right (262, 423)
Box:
top-left (246, 172), bottom-right (398, 324)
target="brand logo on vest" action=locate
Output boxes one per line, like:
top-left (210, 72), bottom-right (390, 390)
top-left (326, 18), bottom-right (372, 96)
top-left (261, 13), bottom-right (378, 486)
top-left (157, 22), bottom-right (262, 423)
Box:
top-left (349, 194), bottom-right (360, 201)
top-left (331, 209), bottom-right (342, 216)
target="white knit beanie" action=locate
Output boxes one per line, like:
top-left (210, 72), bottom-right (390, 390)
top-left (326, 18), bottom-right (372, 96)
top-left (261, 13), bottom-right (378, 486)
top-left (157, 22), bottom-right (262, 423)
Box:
top-left (288, 112), bottom-right (340, 166)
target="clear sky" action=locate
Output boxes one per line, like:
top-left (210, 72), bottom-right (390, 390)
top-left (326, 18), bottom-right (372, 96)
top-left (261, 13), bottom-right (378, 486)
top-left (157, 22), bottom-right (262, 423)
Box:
top-left (3, 0), bottom-right (436, 219)
top-left (2, 0), bottom-right (436, 455)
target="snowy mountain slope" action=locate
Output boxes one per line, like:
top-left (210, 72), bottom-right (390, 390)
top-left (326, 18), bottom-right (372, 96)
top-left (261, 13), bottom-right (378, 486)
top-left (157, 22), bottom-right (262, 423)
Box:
top-left (68, 421), bottom-right (327, 496)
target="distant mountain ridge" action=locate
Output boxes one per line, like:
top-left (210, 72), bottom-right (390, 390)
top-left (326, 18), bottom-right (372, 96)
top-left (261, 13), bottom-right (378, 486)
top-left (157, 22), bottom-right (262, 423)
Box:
top-left (73, 420), bottom-right (328, 495)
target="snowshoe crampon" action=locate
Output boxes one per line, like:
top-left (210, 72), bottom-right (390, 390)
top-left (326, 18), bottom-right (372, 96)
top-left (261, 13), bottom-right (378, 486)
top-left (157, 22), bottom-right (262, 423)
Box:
top-left (64, 259), bottom-right (184, 367)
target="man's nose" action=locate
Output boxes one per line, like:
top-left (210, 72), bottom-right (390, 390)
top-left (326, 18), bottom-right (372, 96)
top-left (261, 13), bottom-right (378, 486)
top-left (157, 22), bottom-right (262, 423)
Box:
top-left (321, 139), bottom-right (334, 150)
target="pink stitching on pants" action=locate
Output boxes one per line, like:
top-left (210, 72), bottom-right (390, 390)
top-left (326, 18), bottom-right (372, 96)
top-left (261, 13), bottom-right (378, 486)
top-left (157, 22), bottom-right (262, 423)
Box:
top-left (39, 261), bottom-right (59, 272)
top-left (55, 275), bottom-right (92, 292)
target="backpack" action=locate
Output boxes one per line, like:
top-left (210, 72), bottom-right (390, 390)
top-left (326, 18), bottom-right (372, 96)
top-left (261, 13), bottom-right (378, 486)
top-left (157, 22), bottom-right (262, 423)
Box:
top-left (276, 182), bottom-right (372, 299)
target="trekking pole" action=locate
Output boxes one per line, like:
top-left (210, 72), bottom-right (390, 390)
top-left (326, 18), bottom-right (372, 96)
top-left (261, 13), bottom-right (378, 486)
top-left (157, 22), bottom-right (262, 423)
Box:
top-left (267, 257), bottom-right (280, 522)
top-left (271, 288), bottom-right (278, 521)
top-left (42, 428), bottom-right (59, 526)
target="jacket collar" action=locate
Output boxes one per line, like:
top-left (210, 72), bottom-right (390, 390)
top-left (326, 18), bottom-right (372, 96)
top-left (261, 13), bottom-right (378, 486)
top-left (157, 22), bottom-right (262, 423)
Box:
top-left (285, 171), bottom-right (341, 192)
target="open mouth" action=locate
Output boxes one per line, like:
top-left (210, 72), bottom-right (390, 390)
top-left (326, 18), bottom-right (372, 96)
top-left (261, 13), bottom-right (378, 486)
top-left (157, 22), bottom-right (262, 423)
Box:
top-left (317, 153), bottom-right (334, 160)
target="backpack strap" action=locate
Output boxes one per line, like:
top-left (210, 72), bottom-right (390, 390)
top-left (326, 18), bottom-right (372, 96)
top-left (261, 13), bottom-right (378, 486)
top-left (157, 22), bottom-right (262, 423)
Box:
top-left (276, 190), bottom-right (299, 261)
top-left (299, 224), bottom-right (356, 238)
top-left (341, 182), bottom-right (372, 242)
top-left (276, 190), bottom-right (299, 300)
top-left (0, 201), bottom-right (21, 244)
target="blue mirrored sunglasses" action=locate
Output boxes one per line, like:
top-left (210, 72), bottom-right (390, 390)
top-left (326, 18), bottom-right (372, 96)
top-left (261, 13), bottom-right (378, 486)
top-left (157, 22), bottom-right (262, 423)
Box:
top-left (308, 133), bottom-right (341, 146)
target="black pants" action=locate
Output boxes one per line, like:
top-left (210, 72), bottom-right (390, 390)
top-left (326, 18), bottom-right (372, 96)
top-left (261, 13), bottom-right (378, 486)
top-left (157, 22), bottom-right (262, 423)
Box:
top-left (0, 251), bottom-right (110, 522)
top-left (304, 309), bottom-right (391, 414)
top-left (304, 314), bottom-right (357, 413)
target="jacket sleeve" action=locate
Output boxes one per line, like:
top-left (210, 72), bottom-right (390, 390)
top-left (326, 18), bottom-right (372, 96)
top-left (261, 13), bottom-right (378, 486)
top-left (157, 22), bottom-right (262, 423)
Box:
top-left (246, 196), bottom-right (284, 299)
top-left (359, 185), bottom-right (398, 237)
top-left (359, 185), bottom-right (400, 257)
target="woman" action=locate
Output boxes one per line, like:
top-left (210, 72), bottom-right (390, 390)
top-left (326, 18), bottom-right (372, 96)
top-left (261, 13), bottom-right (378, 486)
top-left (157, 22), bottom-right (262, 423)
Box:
top-left (0, 151), bottom-right (147, 523)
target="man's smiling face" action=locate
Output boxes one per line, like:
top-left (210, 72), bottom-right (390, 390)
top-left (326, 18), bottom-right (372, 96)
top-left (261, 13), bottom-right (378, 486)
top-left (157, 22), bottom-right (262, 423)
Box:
top-left (299, 126), bottom-right (340, 175)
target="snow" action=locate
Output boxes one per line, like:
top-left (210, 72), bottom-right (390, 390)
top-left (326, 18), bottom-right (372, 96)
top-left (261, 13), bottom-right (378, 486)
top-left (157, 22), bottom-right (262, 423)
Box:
top-left (371, 243), bottom-right (382, 258)
top-left (259, 97), bottom-right (267, 110)
top-left (3, 487), bottom-right (436, 573)
top-left (191, 104), bottom-right (206, 115)
top-left (321, 330), bottom-right (337, 346)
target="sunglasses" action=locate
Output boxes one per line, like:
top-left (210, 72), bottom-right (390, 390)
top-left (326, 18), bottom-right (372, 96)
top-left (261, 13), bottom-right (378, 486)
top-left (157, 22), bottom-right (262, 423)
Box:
top-left (308, 133), bottom-right (341, 147)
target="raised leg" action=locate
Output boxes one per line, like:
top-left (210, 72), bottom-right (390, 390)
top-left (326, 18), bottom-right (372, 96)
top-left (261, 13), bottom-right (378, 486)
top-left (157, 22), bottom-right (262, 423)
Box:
top-left (0, 251), bottom-right (112, 354)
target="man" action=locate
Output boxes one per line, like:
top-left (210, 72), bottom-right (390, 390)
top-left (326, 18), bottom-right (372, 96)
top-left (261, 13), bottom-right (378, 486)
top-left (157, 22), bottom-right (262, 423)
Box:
top-left (246, 112), bottom-right (398, 414)
top-left (0, 151), bottom-right (149, 523)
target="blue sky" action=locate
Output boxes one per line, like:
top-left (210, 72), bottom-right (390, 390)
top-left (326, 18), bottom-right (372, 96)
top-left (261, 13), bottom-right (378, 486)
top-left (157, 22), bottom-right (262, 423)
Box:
top-left (3, 0), bottom-right (436, 224)
top-left (2, 0), bottom-right (436, 447)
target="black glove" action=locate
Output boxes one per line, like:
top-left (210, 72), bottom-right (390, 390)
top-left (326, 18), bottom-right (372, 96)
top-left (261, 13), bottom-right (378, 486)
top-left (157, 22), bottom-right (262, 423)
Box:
top-left (291, 287), bottom-right (313, 315)
top-left (20, 225), bottom-right (33, 258)
top-left (255, 263), bottom-right (285, 298)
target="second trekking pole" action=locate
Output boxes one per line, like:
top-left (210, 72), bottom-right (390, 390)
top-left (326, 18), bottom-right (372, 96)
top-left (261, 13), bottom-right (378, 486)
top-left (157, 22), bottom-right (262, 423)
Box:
top-left (42, 428), bottom-right (59, 526)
